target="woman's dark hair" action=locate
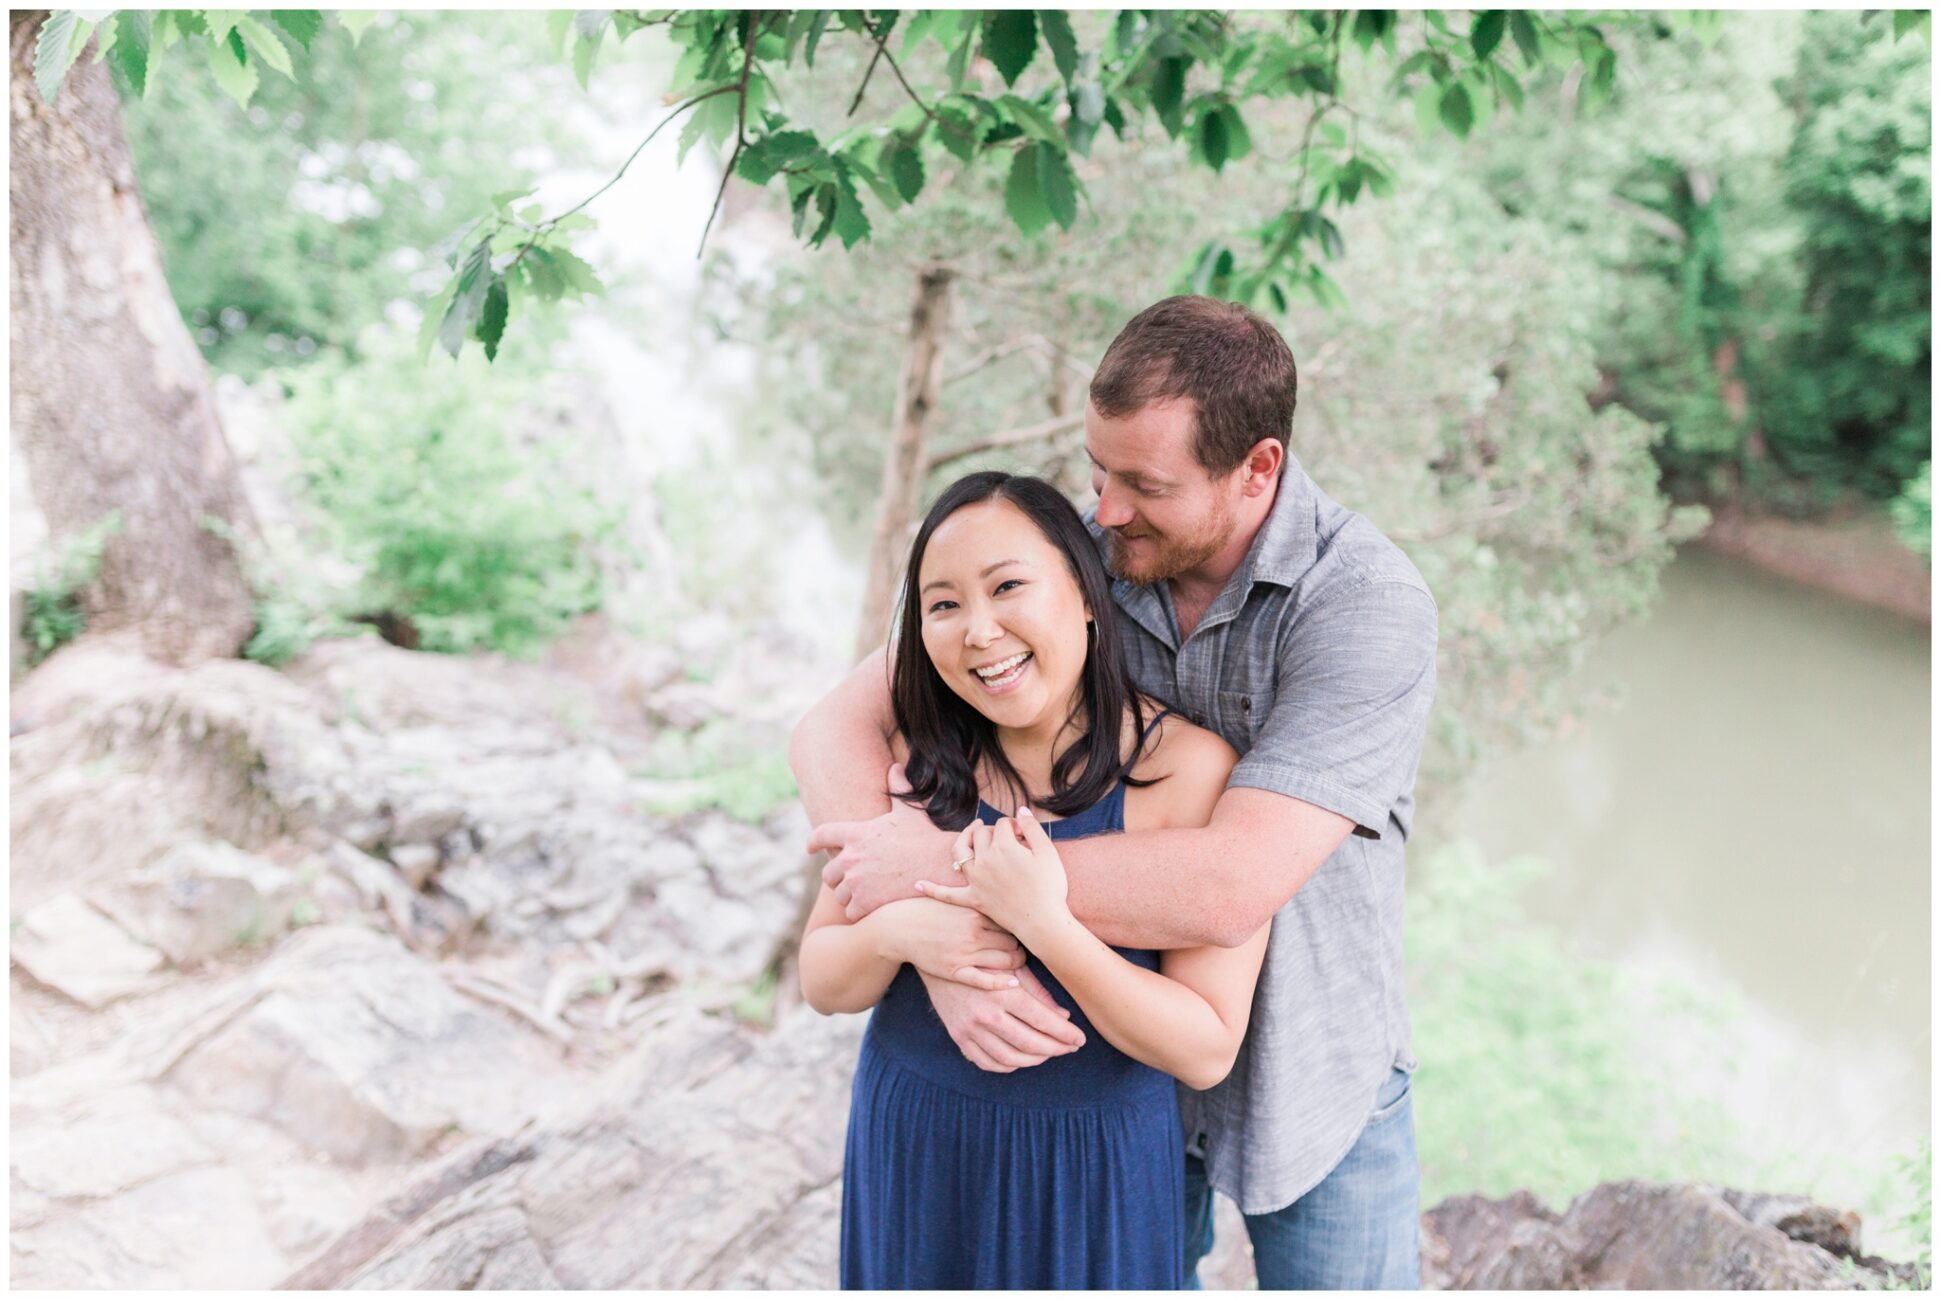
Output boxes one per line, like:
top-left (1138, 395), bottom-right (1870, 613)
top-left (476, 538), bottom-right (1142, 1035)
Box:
top-left (889, 472), bottom-right (1156, 830)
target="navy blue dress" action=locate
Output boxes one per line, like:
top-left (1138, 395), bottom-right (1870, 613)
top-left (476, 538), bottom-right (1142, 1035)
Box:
top-left (839, 779), bottom-right (1186, 1290)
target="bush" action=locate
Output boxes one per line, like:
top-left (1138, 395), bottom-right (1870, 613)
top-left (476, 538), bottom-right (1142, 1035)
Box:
top-left (278, 327), bottom-right (623, 657)
top-left (1757, 13), bottom-right (1931, 499)
top-left (1408, 841), bottom-right (1758, 1206)
top-left (1890, 462), bottom-right (1931, 563)
top-left (20, 513), bottom-right (122, 667)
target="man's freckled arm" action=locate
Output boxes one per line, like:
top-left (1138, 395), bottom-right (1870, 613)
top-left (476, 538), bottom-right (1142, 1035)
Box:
top-left (1059, 788), bottom-right (1355, 949)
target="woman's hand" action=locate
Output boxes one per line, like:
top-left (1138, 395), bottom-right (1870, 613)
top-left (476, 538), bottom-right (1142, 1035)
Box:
top-left (920, 809), bottom-right (1073, 947)
top-left (865, 897), bottom-right (1027, 991)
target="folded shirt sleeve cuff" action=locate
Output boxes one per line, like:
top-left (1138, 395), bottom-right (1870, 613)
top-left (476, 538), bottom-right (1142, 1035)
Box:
top-left (1226, 757), bottom-right (1390, 839)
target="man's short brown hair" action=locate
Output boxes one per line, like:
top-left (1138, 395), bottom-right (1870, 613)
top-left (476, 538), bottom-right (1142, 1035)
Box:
top-left (1088, 296), bottom-right (1299, 476)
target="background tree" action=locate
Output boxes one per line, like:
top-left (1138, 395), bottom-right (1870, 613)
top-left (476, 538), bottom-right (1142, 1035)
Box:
top-left (10, 9), bottom-right (257, 665)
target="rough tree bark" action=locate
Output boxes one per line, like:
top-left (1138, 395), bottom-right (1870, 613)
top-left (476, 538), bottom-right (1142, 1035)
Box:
top-left (851, 263), bottom-right (953, 662)
top-left (10, 11), bottom-right (256, 666)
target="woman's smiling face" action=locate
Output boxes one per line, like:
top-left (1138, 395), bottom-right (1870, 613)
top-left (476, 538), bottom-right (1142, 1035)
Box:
top-left (917, 498), bottom-right (1093, 738)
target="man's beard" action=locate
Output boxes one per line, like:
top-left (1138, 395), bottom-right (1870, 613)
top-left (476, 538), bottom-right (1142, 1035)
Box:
top-left (1106, 496), bottom-right (1238, 585)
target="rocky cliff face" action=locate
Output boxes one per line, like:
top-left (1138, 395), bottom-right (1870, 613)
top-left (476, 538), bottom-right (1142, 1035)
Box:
top-left (8, 632), bottom-right (1919, 1289)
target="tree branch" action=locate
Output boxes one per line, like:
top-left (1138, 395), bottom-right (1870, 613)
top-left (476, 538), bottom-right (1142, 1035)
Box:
top-left (848, 35), bottom-right (886, 116)
top-left (877, 31), bottom-right (936, 120)
top-left (697, 9), bottom-right (762, 258)
top-left (925, 412), bottom-right (1086, 472)
top-left (499, 81), bottom-right (741, 280)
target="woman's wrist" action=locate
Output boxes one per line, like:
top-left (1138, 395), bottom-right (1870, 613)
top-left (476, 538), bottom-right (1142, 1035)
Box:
top-left (1013, 902), bottom-right (1081, 955)
top-left (856, 904), bottom-right (905, 965)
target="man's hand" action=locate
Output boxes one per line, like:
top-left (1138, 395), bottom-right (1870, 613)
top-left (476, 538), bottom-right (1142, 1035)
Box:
top-left (917, 966), bottom-right (1086, 1072)
top-left (868, 897), bottom-right (1027, 991)
top-left (806, 764), bottom-right (956, 920)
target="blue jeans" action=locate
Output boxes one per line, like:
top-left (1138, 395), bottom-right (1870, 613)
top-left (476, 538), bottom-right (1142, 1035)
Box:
top-left (1185, 1066), bottom-right (1420, 1290)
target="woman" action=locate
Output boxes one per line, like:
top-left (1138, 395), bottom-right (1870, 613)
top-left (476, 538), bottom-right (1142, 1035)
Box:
top-left (797, 472), bottom-right (1271, 1290)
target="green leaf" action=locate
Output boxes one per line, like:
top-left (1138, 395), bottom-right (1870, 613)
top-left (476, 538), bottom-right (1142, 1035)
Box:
top-left (1198, 104), bottom-right (1229, 172)
top-left (803, 10), bottom-right (832, 68)
top-left (521, 248), bottom-right (567, 303)
top-left (270, 10), bottom-right (323, 51)
top-left (417, 276), bottom-right (458, 360)
top-left (89, 13), bottom-right (117, 64)
top-left (807, 182), bottom-right (839, 246)
top-left (1438, 79), bottom-right (1473, 137)
top-left (1471, 11), bottom-right (1507, 60)
top-left (789, 184), bottom-right (815, 239)
top-left (1218, 103), bottom-right (1251, 163)
top-left (572, 25), bottom-right (603, 89)
top-left (151, 10), bottom-right (179, 55)
top-left (1036, 143), bottom-right (1077, 228)
top-left (945, 20), bottom-right (975, 87)
top-left (546, 9), bottom-right (573, 57)
top-left (1490, 60), bottom-right (1524, 112)
top-left (1004, 144), bottom-right (1053, 236)
top-left (1509, 11), bottom-right (1542, 66)
top-left (438, 239), bottom-right (493, 359)
top-left (107, 11), bottom-right (152, 98)
top-left (934, 104), bottom-right (979, 161)
top-left (339, 10), bottom-right (377, 46)
top-left (998, 93), bottom-right (1060, 145)
top-left (1037, 9), bottom-right (1078, 83)
top-left (202, 10), bottom-right (244, 43)
top-left (888, 144), bottom-right (924, 203)
top-left (1412, 78), bottom-right (1444, 136)
top-left (205, 30), bottom-right (260, 108)
top-left (1352, 9), bottom-right (1386, 54)
top-left (34, 12), bottom-right (85, 105)
top-left (828, 162), bottom-right (872, 248)
top-left (1149, 56), bottom-right (1188, 137)
top-left (982, 10), bottom-right (1037, 87)
top-left (844, 151), bottom-right (902, 210)
top-left (547, 246), bottom-right (605, 296)
top-left (235, 16), bottom-right (295, 79)
top-left (1315, 214), bottom-right (1345, 260)
top-left (1578, 46), bottom-right (1616, 112)
top-left (737, 129), bottom-right (821, 185)
top-left (477, 277), bottom-right (510, 362)
top-left (1892, 9), bottom-right (1929, 42)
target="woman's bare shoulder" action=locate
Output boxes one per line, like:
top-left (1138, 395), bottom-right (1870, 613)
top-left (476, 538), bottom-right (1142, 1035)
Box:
top-left (1126, 706), bottom-right (1238, 830)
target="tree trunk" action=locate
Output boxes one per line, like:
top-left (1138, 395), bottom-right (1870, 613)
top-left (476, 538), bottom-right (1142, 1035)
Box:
top-left (10, 11), bottom-right (256, 666)
top-left (851, 264), bottom-right (953, 661)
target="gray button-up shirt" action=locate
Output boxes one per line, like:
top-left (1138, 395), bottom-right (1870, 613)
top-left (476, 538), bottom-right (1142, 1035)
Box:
top-left (1085, 456), bottom-right (1438, 1215)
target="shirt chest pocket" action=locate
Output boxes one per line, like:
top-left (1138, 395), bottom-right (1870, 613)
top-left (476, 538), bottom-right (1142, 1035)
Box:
top-left (1215, 688), bottom-right (1268, 749)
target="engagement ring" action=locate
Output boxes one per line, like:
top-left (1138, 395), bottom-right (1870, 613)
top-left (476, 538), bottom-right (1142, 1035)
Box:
top-left (951, 855), bottom-right (972, 872)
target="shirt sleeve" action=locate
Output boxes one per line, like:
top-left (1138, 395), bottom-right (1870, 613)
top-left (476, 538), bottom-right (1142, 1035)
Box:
top-left (1227, 577), bottom-right (1439, 838)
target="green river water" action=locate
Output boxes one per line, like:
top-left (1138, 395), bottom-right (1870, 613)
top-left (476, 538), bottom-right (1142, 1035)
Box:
top-left (1446, 544), bottom-right (1930, 1228)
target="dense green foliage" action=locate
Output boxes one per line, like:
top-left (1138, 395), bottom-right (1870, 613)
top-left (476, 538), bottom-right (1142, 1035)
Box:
top-left (1407, 843), bottom-right (1750, 1204)
top-left (1890, 462), bottom-right (1932, 562)
top-left (276, 327), bottom-right (625, 656)
top-left (426, 8), bottom-right (1628, 361)
top-left (1467, 12), bottom-right (1930, 525)
top-left (1761, 12), bottom-right (1931, 502)
top-left (117, 11), bottom-right (584, 377)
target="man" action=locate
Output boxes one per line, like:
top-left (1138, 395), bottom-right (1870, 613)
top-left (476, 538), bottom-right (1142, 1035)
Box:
top-left (792, 296), bottom-right (1437, 1288)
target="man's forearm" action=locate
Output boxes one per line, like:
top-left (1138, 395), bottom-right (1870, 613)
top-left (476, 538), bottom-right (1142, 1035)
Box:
top-left (1061, 807), bottom-right (1339, 949)
top-left (1060, 826), bottom-right (1259, 949)
top-left (789, 649), bottom-right (896, 826)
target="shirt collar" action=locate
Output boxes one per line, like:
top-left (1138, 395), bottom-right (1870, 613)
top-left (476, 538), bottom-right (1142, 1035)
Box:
top-left (1094, 452), bottom-right (1319, 645)
top-left (1239, 453), bottom-right (1319, 590)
